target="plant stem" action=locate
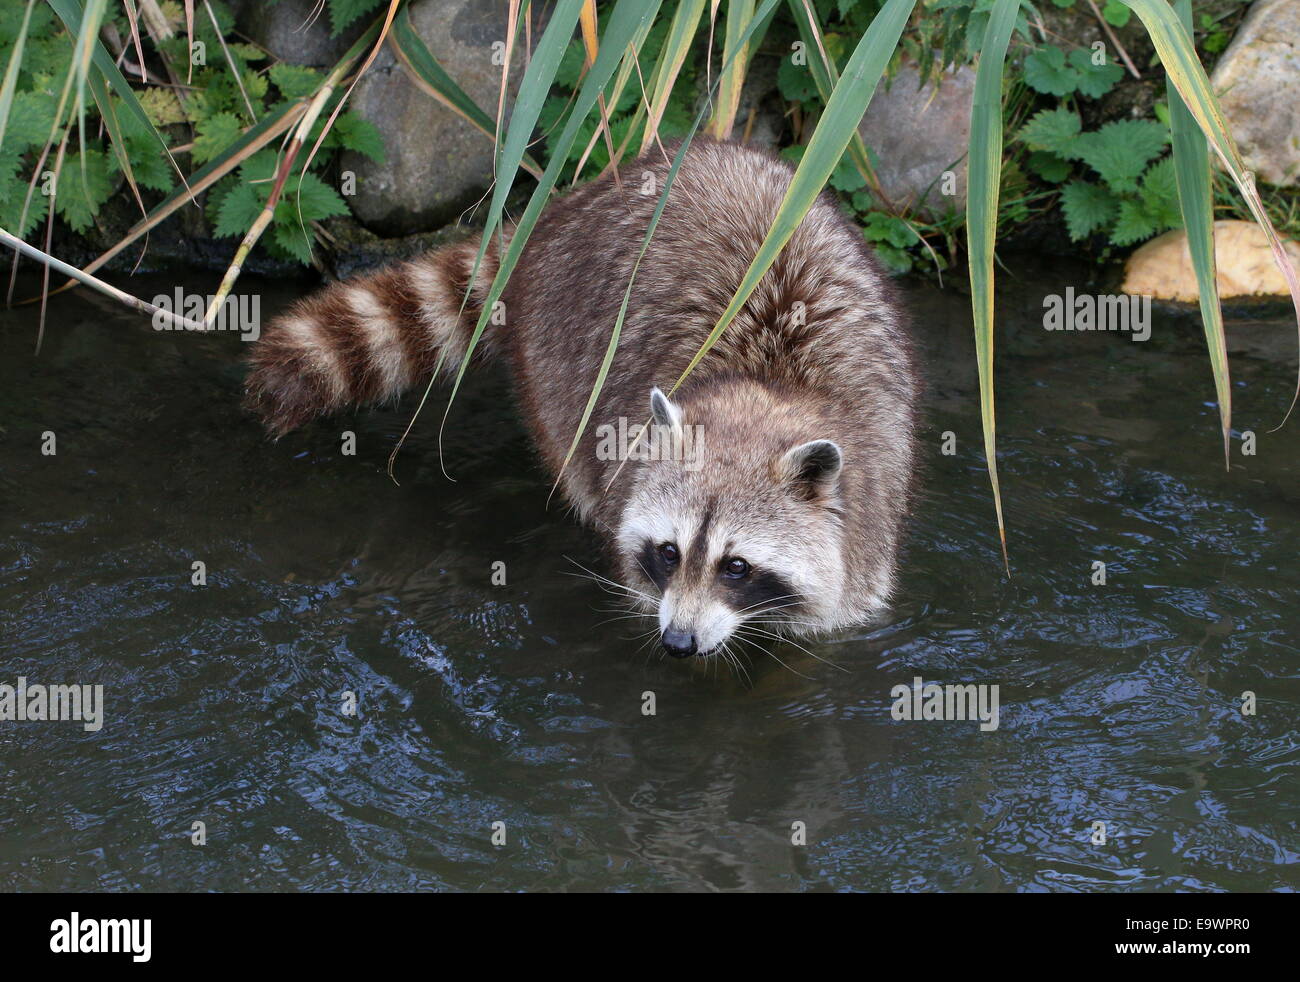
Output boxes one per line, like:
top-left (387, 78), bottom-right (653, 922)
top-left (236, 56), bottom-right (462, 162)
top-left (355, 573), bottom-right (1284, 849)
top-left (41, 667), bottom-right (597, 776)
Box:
top-left (0, 226), bottom-right (208, 333)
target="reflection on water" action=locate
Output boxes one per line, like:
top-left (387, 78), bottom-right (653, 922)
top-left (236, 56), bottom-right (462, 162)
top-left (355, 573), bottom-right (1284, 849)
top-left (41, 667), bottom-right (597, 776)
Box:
top-left (1, 261), bottom-right (1297, 892)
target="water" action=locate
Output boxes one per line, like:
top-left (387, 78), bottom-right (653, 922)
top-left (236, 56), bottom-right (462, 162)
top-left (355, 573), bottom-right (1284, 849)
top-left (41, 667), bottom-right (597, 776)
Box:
top-left (1, 261), bottom-right (1297, 892)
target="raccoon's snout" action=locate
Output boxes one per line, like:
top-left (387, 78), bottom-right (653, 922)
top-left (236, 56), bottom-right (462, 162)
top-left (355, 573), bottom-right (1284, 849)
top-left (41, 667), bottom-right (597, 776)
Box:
top-left (661, 628), bottom-right (698, 658)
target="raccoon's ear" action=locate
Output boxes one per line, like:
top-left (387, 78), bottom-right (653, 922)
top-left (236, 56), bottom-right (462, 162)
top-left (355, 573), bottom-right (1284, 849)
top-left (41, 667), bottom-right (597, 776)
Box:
top-left (649, 387), bottom-right (683, 433)
top-left (779, 440), bottom-right (843, 500)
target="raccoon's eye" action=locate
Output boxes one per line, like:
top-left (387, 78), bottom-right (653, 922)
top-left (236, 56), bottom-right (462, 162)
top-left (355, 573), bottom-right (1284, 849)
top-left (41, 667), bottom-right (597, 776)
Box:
top-left (659, 542), bottom-right (680, 566)
top-left (722, 557), bottom-right (750, 579)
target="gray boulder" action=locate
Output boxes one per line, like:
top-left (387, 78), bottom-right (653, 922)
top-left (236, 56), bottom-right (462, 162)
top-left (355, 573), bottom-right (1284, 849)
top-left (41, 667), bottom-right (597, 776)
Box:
top-left (234, 0), bottom-right (363, 67)
top-left (856, 58), bottom-right (975, 218)
top-left (1211, 0), bottom-right (1300, 187)
top-left (340, 0), bottom-right (527, 236)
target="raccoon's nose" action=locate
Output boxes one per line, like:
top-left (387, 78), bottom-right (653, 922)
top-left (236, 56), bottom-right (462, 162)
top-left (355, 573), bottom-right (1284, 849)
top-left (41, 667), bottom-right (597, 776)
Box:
top-left (661, 628), bottom-right (697, 658)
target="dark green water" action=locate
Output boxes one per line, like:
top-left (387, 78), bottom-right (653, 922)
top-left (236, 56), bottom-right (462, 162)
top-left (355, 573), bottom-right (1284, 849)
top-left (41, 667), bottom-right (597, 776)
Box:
top-left (1, 262), bottom-right (1297, 892)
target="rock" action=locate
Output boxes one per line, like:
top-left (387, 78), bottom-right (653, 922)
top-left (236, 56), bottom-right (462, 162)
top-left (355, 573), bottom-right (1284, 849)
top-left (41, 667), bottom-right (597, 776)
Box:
top-left (339, 0), bottom-right (527, 236)
top-left (1211, 0), bottom-right (1300, 187)
top-left (233, 0), bottom-right (363, 67)
top-left (856, 58), bottom-right (976, 218)
top-left (1121, 220), bottom-right (1300, 301)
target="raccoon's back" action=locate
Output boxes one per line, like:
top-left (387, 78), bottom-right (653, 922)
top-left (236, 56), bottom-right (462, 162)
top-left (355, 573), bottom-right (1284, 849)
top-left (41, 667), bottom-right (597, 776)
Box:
top-left (502, 139), bottom-right (914, 508)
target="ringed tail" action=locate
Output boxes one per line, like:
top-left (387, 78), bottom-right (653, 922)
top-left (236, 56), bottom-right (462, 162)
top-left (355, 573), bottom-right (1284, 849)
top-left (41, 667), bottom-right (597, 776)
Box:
top-left (243, 232), bottom-right (507, 438)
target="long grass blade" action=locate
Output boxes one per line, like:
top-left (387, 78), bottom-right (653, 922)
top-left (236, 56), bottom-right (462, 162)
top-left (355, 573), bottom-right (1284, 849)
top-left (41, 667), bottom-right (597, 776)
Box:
top-left (710, 0), bottom-right (757, 139)
top-left (575, 8), bottom-right (657, 177)
top-left (459, 0), bottom-right (587, 298)
top-left (1120, 0), bottom-right (1300, 427)
top-left (966, 0), bottom-right (1020, 571)
top-left (416, 0), bottom-right (664, 478)
top-left (0, 227), bottom-right (207, 330)
top-left (785, 0), bottom-right (879, 196)
top-left (0, 0), bottom-right (38, 147)
top-left (638, 0), bottom-right (707, 154)
top-left (578, 0), bottom-right (619, 180)
top-left (563, 0), bottom-right (784, 493)
top-left (1167, 0), bottom-right (1229, 468)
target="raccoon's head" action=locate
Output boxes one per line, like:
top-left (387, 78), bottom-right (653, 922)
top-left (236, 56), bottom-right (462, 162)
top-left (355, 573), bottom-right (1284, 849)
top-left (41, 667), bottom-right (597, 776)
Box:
top-left (616, 385), bottom-right (848, 659)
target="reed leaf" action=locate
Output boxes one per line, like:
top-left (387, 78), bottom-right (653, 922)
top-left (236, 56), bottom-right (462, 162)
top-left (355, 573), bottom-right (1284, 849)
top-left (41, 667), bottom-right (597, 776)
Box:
top-left (457, 0), bottom-right (587, 308)
top-left (575, 12), bottom-right (657, 176)
top-left (966, 0), bottom-right (1019, 570)
top-left (0, 0), bottom-right (38, 149)
top-left (784, 0), bottom-right (877, 194)
top-left (1167, 0), bottom-right (1229, 467)
top-left (553, 0), bottom-right (785, 491)
top-left (639, 0), bottom-right (708, 154)
top-left (415, 0), bottom-right (664, 478)
top-left (710, 0), bottom-right (757, 139)
top-left (1120, 0), bottom-right (1300, 424)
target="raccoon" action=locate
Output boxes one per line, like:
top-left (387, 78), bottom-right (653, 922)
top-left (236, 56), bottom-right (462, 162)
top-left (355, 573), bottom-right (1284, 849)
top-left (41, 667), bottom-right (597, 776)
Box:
top-left (244, 138), bottom-right (917, 660)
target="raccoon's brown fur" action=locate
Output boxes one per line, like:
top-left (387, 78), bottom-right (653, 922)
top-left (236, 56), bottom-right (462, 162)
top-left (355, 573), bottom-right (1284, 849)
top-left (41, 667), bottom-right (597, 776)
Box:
top-left (245, 138), bottom-right (917, 657)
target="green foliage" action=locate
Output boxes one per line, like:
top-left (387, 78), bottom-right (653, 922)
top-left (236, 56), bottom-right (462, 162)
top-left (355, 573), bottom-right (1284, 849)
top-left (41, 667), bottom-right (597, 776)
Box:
top-left (0, 0), bottom-right (386, 265)
top-left (1102, 1), bottom-right (1131, 27)
top-left (208, 149), bottom-right (348, 263)
top-left (1023, 44), bottom-right (1123, 99)
top-left (1019, 108), bottom-right (1178, 246)
top-left (55, 149), bottom-right (113, 233)
top-left (539, 12), bottom-right (701, 180)
top-left (329, 0), bottom-right (386, 39)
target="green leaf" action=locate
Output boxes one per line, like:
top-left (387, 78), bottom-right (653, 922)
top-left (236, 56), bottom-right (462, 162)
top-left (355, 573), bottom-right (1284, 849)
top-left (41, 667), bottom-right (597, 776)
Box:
top-left (1167, 0), bottom-right (1229, 462)
top-left (212, 178), bottom-right (261, 238)
top-left (778, 51), bottom-right (819, 102)
top-left (192, 111), bottom-right (244, 165)
top-left (330, 111), bottom-right (386, 162)
top-left (0, 149), bottom-right (48, 236)
top-left (1073, 119), bottom-right (1169, 191)
top-left (1059, 179), bottom-right (1118, 240)
top-left (271, 218), bottom-right (314, 264)
top-left (1138, 155), bottom-right (1181, 230)
top-left (965, 0), bottom-right (1021, 564)
top-left (829, 151), bottom-right (866, 191)
top-left (863, 211), bottom-right (918, 248)
top-left (1102, 1), bottom-right (1131, 27)
top-left (1023, 45), bottom-right (1075, 96)
top-left (282, 171), bottom-right (349, 223)
top-left (329, 0), bottom-right (384, 39)
top-left (269, 63), bottom-right (322, 101)
top-left (1027, 150), bottom-right (1071, 182)
top-left (554, 38), bottom-right (589, 89)
top-left (1068, 47), bottom-right (1123, 99)
top-left (55, 148), bottom-right (113, 233)
top-left (1111, 197), bottom-right (1157, 245)
top-left (871, 242), bottom-right (913, 274)
top-left (3, 89), bottom-right (58, 150)
top-left (1017, 106), bottom-right (1082, 156)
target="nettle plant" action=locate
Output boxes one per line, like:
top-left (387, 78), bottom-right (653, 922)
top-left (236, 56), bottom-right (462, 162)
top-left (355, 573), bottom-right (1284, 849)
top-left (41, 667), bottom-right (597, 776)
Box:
top-left (1019, 106), bottom-right (1178, 248)
top-left (0, 1), bottom-right (383, 263)
top-left (1015, 33), bottom-right (1182, 249)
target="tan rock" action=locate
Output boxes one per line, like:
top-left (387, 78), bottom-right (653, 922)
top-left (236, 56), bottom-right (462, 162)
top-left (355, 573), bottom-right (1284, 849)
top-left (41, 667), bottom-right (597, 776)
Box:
top-left (1121, 220), bottom-right (1300, 301)
top-left (1210, 0), bottom-right (1300, 187)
